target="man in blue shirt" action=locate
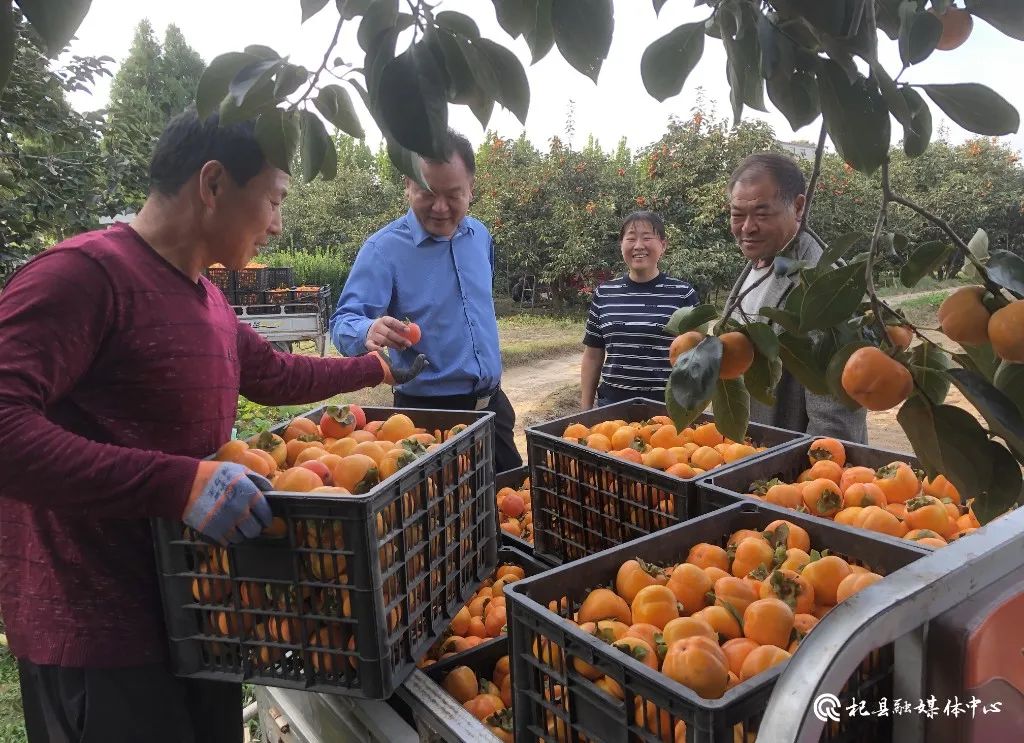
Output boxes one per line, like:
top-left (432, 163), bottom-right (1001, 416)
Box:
top-left (331, 130), bottom-right (523, 471)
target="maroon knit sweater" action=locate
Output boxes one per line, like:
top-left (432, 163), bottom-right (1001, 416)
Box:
top-left (0, 224), bottom-right (384, 667)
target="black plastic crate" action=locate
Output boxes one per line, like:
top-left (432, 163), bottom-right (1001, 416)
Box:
top-left (235, 265), bottom-right (268, 291)
top-left (207, 265), bottom-right (235, 294)
top-left (420, 639), bottom-right (515, 741)
top-left (505, 500), bottom-right (929, 743)
top-left (266, 266), bottom-right (294, 289)
top-left (526, 398), bottom-right (809, 565)
top-left (496, 466), bottom-right (536, 555)
top-left (422, 545), bottom-right (548, 669)
top-left (233, 290), bottom-right (263, 307)
top-left (153, 406), bottom-right (498, 699)
top-left (266, 288), bottom-right (294, 305)
top-left (698, 438), bottom-right (925, 550)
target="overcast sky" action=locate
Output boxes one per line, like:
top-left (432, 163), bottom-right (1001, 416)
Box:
top-left (62, 0), bottom-right (1024, 155)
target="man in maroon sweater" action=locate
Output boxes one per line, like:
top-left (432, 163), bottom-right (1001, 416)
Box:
top-left (0, 110), bottom-right (419, 742)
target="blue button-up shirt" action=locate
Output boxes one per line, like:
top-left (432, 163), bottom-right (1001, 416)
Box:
top-left (330, 209), bottom-right (503, 397)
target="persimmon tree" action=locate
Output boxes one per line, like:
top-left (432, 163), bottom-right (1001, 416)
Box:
top-left (2, 0), bottom-right (1022, 522)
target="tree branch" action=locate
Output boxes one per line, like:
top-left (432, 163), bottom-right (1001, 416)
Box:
top-left (885, 188), bottom-right (1002, 296)
top-left (717, 262), bottom-right (775, 333)
top-left (800, 122), bottom-right (828, 233)
top-left (294, 14), bottom-right (345, 108)
top-left (866, 161), bottom-right (892, 343)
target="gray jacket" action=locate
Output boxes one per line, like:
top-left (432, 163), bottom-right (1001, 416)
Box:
top-left (725, 233), bottom-right (868, 444)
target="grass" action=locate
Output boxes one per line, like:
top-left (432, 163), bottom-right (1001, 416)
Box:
top-left (0, 628), bottom-right (27, 743)
top-left (891, 289), bottom-right (948, 330)
top-left (876, 275), bottom-right (966, 298)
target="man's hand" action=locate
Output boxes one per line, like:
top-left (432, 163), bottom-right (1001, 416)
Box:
top-left (374, 350), bottom-right (429, 385)
top-left (365, 316), bottom-right (413, 352)
top-left (184, 462), bottom-right (273, 545)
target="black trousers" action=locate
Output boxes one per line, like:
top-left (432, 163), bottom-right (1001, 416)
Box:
top-left (394, 387), bottom-right (523, 472)
top-left (18, 659), bottom-right (241, 743)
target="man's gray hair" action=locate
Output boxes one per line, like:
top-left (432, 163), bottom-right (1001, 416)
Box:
top-left (728, 152), bottom-right (806, 205)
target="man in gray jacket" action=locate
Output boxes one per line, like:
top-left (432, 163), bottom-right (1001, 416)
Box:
top-left (724, 152), bottom-right (867, 443)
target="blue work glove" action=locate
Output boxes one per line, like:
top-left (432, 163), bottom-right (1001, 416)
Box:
top-left (374, 350), bottom-right (429, 385)
top-left (184, 461), bottom-right (273, 545)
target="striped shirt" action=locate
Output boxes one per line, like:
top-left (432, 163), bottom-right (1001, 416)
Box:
top-left (583, 273), bottom-right (699, 401)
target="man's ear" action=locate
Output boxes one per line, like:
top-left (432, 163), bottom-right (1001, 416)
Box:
top-left (793, 192), bottom-right (807, 222)
top-left (198, 161), bottom-right (227, 208)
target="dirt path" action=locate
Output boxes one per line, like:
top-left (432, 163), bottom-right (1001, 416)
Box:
top-left (497, 347), bottom-right (984, 457)
top-left (501, 352), bottom-right (581, 453)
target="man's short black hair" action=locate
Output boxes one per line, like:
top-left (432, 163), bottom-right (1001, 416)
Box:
top-left (728, 152), bottom-right (806, 205)
top-left (620, 210), bottom-right (666, 240)
top-left (429, 129), bottom-right (475, 176)
top-left (148, 108), bottom-right (267, 196)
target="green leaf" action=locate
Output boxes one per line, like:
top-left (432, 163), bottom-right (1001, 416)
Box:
top-left (870, 62), bottom-right (912, 129)
top-left (986, 250), bottom-right (1024, 297)
top-left (947, 368), bottom-right (1024, 459)
top-left (550, 0), bottom-right (613, 82)
top-left (799, 261), bottom-right (867, 332)
top-left (910, 341), bottom-right (953, 405)
top-left (387, 138), bottom-right (427, 189)
top-left (17, 0), bottom-right (91, 56)
top-left (436, 10), bottom-right (480, 39)
top-left (920, 84), bottom-right (1020, 137)
top-left (666, 337), bottom-right (722, 430)
top-left (760, 307), bottom-right (802, 336)
top-left (254, 109), bottom-right (300, 174)
top-left (768, 69), bottom-right (820, 131)
top-left (274, 64), bottom-right (308, 99)
top-left (778, 332), bottom-right (830, 395)
top-left (524, 0), bottom-right (555, 64)
top-left (229, 59), bottom-right (283, 106)
top-left (712, 378), bottom-right (750, 443)
top-left (0, 1), bottom-right (14, 92)
top-left (720, 4), bottom-right (765, 122)
top-left (784, 283), bottom-right (806, 316)
top-left (220, 69), bottom-right (279, 126)
top-left (897, 399), bottom-right (994, 503)
top-left (358, 0), bottom-right (399, 52)
top-left (337, 0), bottom-right (372, 18)
top-left (314, 84), bottom-right (365, 138)
top-left (817, 59), bottom-right (891, 174)
top-left (973, 441), bottom-right (1024, 525)
top-left (477, 39), bottom-right (530, 124)
top-left (664, 304), bottom-right (718, 335)
top-left (299, 111), bottom-right (329, 183)
top-left (900, 84), bottom-right (932, 158)
top-left (197, 52), bottom-right (259, 121)
top-left (320, 134), bottom-right (338, 180)
top-left (965, 0), bottom-right (1024, 41)
top-left (900, 241), bottom-right (953, 288)
top-left (896, 395), bottom-right (943, 478)
top-left (746, 354), bottom-right (783, 407)
top-left (994, 362), bottom-right (1024, 417)
top-left (819, 232), bottom-right (866, 271)
top-left (301, 0), bottom-right (330, 22)
top-left (955, 344), bottom-right (1002, 383)
top-left (898, 6), bottom-right (942, 66)
top-left (376, 41), bottom-right (448, 159)
top-left (640, 22), bottom-right (705, 102)
top-left (492, 0), bottom-right (532, 37)
top-left (827, 342), bottom-right (870, 411)
top-left (741, 322), bottom-right (779, 361)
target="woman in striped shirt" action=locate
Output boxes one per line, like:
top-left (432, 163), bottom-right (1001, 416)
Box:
top-left (581, 211), bottom-right (699, 409)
